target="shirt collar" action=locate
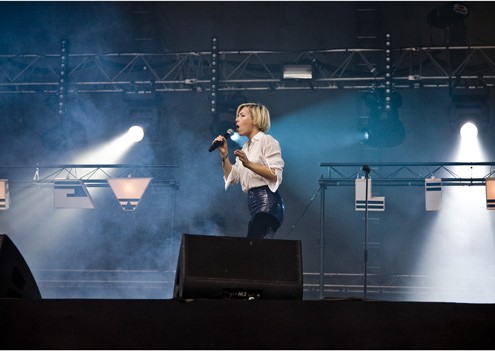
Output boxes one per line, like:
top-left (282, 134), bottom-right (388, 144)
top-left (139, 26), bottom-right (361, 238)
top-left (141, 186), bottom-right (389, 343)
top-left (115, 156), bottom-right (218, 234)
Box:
top-left (251, 131), bottom-right (265, 142)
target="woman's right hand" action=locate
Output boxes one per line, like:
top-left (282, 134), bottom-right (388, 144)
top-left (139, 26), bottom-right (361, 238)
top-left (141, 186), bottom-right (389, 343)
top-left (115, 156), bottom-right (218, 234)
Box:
top-left (213, 135), bottom-right (228, 157)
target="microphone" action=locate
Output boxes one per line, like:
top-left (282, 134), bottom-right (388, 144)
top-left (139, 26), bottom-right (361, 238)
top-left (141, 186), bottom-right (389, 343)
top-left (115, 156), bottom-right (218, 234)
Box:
top-left (209, 129), bottom-right (234, 152)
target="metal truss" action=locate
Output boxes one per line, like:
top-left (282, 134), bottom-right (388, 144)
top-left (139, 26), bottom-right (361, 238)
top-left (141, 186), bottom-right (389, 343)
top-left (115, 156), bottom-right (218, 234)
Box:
top-left (2, 163), bottom-right (181, 277)
top-left (32, 268), bottom-right (495, 300)
top-left (319, 161), bottom-right (495, 187)
top-left (1, 164), bottom-right (179, 188)
top-left (16, 162), bottom-right (495, 300)
top-left (315, 162), bottom-right (495, 299)
top-left (1, 45), bottom-right (495, 94)
top-left (303, 272), bottom-right (495, 301)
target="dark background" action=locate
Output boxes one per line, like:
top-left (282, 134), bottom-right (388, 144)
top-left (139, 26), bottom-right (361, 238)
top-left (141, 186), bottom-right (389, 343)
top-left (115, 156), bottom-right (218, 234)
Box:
top-left (0, 1), bottom-right (494, 301)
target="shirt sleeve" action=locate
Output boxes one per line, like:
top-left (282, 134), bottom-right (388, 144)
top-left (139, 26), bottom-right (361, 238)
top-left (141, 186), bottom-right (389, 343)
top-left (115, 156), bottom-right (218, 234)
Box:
top-left (224, 158), bottom-right (240, 191)
top-left (262, 135), bottom-right (284, 192)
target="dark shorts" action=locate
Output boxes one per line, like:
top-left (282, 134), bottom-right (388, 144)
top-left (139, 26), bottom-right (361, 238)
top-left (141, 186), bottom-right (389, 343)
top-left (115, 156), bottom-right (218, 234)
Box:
top-left (247, 186), bottom-right (284, 238)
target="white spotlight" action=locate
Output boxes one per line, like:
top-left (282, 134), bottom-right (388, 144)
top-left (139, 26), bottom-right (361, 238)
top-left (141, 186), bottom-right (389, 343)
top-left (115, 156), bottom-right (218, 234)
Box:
top-left (460, 122), bottom-right (478, 138)
top-left (127, 125), bottom-right (144, 143)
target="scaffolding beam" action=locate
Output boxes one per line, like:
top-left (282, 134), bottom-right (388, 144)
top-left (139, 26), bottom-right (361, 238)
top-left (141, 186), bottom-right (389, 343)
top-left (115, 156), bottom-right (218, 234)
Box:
top-left (0, 46), bottom-right (495, 93)
top-left (317, 161), bottom-right (495, 299)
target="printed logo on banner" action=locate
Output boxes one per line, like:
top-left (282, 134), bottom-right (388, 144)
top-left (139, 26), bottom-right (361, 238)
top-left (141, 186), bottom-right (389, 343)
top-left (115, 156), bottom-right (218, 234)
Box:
top-left (354, 178), bottom-right (385, 212)
top-left (54, 179), bottom-right (95, 209)
top-left (0, 179), bottom-right (10, 210)
top-left (425, 178), bottom-right (442, 211)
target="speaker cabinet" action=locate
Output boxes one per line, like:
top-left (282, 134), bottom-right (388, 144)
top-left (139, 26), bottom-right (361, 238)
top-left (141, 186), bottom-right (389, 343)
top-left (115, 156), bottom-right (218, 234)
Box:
top-left (174, 234), bottom-right (303, 300)
top-left (0, 234), bottom-right (41, 299)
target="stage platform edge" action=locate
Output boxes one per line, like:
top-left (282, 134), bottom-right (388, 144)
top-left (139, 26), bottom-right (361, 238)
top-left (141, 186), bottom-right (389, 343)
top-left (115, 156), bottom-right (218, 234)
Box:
top-left (1, 298), bottom-right (494, 349)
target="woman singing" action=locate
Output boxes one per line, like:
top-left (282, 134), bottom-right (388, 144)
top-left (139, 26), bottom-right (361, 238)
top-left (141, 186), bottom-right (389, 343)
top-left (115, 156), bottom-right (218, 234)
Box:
top-left (212, 102), bottom-right (285, 239)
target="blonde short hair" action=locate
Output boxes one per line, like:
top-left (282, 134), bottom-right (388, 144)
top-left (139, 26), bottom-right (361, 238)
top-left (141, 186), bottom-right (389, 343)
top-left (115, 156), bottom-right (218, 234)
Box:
top-left (236, 103), bottom-right (271, 133)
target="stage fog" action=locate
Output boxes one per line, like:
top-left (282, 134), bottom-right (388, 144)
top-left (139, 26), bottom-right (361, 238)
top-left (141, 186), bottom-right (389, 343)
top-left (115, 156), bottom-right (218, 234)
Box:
top-left (0, 2), bottom-right (494, 302)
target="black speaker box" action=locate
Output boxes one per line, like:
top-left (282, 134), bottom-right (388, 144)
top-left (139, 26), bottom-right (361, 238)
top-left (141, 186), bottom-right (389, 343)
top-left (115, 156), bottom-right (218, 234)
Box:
top-left (174, 234), bottom-right (303, 300)
top-left (0, 234), bottom-right (41, 299)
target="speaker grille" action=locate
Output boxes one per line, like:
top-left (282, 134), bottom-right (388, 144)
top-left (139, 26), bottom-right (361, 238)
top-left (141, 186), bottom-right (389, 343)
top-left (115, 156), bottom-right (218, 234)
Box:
top-left (175, 234), bottom-right (303, 300)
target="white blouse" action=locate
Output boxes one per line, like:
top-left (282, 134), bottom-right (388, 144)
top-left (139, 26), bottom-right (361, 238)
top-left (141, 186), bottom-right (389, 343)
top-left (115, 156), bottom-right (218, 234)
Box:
top-left (224, 131), bottom-right (284, 193)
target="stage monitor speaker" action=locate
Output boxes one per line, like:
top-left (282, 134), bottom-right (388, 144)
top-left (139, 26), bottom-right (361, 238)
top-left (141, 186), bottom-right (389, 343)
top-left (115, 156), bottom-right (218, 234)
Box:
top-left (0, 234), bottom-right (41, 299)
top-left (174, 234), bottom-right (303, 300)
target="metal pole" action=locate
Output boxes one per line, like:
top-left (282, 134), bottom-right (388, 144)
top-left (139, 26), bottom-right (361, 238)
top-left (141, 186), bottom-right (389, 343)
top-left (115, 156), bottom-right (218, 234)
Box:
top-left (319, 179), bottom-right (326, 300)
top-left (363, 165), bottom-right (370, 300)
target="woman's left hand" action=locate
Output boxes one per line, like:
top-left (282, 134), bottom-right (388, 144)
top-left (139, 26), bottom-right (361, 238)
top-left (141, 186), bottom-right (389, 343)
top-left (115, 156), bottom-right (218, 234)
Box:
top-left (234, 150), bottom-right (251, 168)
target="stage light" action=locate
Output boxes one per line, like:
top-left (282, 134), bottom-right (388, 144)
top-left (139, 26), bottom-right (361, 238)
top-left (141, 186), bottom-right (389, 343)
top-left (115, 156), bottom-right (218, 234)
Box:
top-left (361, 118), bottom-right (405, 148)
top-left (459, 121), bottom-right (478, 138)
top-left (360, 91), bottom-right (405, 148)
top-left (449, 87), bottom-right (489, 135)
top-left (125, 93), bottom-right (163, 144)
top-left (283, 64), bottom-right (313, 79)
top-left (211, 37), bottom-right (219, 114)
top-left (486, 178), bottom-right (495, 210)
top-left (74, 126), bottom-right (144, 165)
top-left (362, 130), bottom-right (370, 141)
top-left (427, 2), bottom-right (470, 29)
top-left (54, 179), bottom-right (95, 209)
top-left (108, 178), bottom-right (152, 211)
top-left (425, 177), bottom-right (442, 211)
top-left (0, 180), bottom-right (10, 210)
top-left (127, 125), bottom-right (144, 142)
top-left (359, 128), bottom-right (373, 144)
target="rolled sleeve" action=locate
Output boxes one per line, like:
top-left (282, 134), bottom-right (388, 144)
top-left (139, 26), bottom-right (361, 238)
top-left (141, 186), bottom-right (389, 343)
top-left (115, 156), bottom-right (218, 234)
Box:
top-left (224, 160), bottom-right (240, 190)
top-left (263, 136), bottom-right (284, 192)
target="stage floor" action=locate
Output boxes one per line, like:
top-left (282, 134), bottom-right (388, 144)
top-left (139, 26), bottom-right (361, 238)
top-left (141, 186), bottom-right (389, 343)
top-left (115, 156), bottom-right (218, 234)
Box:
top-left (1, 298), bottom-right (495, 349)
